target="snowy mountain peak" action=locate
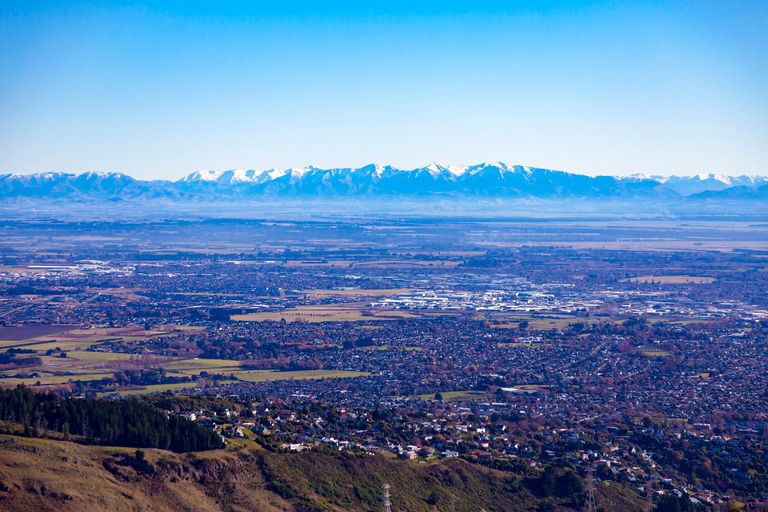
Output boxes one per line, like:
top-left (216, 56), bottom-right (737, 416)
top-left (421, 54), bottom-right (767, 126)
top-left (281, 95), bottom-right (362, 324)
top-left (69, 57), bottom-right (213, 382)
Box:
top-left (4, 164), bottom-right (767, 203)
top-left (181, 170), bottom-right (222, 182)
top-left (358, 163), bottom-right (385, 176)
top-left (422, 162), bottom-right (469, 176)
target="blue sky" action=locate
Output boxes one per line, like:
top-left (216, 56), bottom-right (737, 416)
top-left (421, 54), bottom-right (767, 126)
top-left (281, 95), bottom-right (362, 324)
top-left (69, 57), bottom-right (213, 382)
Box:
top-left (1, 1), bottom-right (766, 179)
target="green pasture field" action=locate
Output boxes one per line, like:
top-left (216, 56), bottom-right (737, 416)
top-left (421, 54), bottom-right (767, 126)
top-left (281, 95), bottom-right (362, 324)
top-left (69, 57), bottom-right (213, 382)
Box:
top-left (101, 381), bottom-right (210, 396)
top-left (29, 341), bottom-right (110, 352)
top-left (488, 313), bottom-right (604, 331)
top-left (161, 358), bottom-right (244, 371)
top-left (94, 369), bottom-right (370, 396)
top-left (0, 343), bottom-right (369, 392)
top-left (0, 353), bottom-right (240, 389)
top-left (176, 366), bottom-right (242, 376)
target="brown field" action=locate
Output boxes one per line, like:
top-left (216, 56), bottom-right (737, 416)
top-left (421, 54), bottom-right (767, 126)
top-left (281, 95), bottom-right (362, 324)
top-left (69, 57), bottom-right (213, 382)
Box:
top-left (0, 325), bottom-right (79, 341)
top-left (0, 324), bottom-right (206, 349)
top-left (487, 314), bottom-right (606, 331)
top-left (231, 304), bottom-right (422, 323)
top-left (94, 288), bottom-right (149, 301)
top-left (4, 340), bottom-right (102, 352)
top-left (0, 434), bottom-right (648, 512)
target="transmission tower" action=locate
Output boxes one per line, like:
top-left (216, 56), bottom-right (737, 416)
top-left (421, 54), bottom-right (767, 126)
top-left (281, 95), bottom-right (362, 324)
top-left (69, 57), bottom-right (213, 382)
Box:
top-left (382, 483), bottom-right (392, 512)
top-left (583, 466), bottom-right (596, 512)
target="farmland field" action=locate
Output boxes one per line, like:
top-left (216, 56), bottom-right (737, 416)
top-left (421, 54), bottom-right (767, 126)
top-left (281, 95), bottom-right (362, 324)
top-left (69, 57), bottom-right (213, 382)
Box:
top-left (162, 358), bottom-right (245, 372)
top-left (103, 381), bottom-right (211, 396)
top-left (0, 373), bottom-right (115, 386)
top-left (418, 390), bottom-right (487, 401)
top-left (231, 304), bottom-right (422, 322)
top-left (487, 313), bottom-right (606, 331)
top-left (624, 275), bottom-right (715, 284)
top-left (0, 352), bottom-right (371, 392)
top-left (0, 325), bottom-right (79, 341)
top-left (641, 349), bottom-right (674, 356)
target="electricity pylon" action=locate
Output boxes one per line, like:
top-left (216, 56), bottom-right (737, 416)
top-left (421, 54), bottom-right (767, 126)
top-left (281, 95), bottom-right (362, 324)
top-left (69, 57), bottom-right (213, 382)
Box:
top-left (584, 465), bottom-right (596, 512)
top-left (382, 483), bottom-right (392, 512)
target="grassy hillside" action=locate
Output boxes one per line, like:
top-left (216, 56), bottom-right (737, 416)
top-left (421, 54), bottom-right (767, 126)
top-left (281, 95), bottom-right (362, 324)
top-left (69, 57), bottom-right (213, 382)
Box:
top-left (0, 434), bottom-right (647, 512)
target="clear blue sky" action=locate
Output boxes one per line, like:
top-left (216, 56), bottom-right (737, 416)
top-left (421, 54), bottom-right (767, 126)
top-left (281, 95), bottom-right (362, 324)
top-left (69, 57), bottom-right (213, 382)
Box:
top-left (1, 1), bottom-right (766, 179)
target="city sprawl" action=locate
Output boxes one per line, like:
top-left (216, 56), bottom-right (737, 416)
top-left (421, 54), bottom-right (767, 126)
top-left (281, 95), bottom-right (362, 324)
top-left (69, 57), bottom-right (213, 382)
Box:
top-left (1, 217), bottom-right (768, 509)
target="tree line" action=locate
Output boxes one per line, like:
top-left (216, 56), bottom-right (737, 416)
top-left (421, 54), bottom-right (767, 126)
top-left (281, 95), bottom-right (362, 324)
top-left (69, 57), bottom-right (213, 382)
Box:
top-left (0, 385), bottom-right (223, 452)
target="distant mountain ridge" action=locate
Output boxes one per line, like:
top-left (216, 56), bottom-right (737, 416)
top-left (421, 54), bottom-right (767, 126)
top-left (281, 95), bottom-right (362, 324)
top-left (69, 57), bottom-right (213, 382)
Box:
top-left (1, 163), bottom-right (767, 203)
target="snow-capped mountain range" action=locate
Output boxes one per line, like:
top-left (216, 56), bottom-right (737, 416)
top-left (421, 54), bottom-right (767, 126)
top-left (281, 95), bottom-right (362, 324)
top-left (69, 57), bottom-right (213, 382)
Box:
top-left (1, 163), bottom-right (767, 203)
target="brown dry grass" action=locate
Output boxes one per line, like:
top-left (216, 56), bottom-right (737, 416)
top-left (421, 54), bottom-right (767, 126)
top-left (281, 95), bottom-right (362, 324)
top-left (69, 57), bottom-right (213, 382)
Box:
top-left (231, 304), bottom-right (420, 323)
top-left (0, 434), bottom-right (649, 512)
top-left (0, 435), bottom-right (291, 512)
